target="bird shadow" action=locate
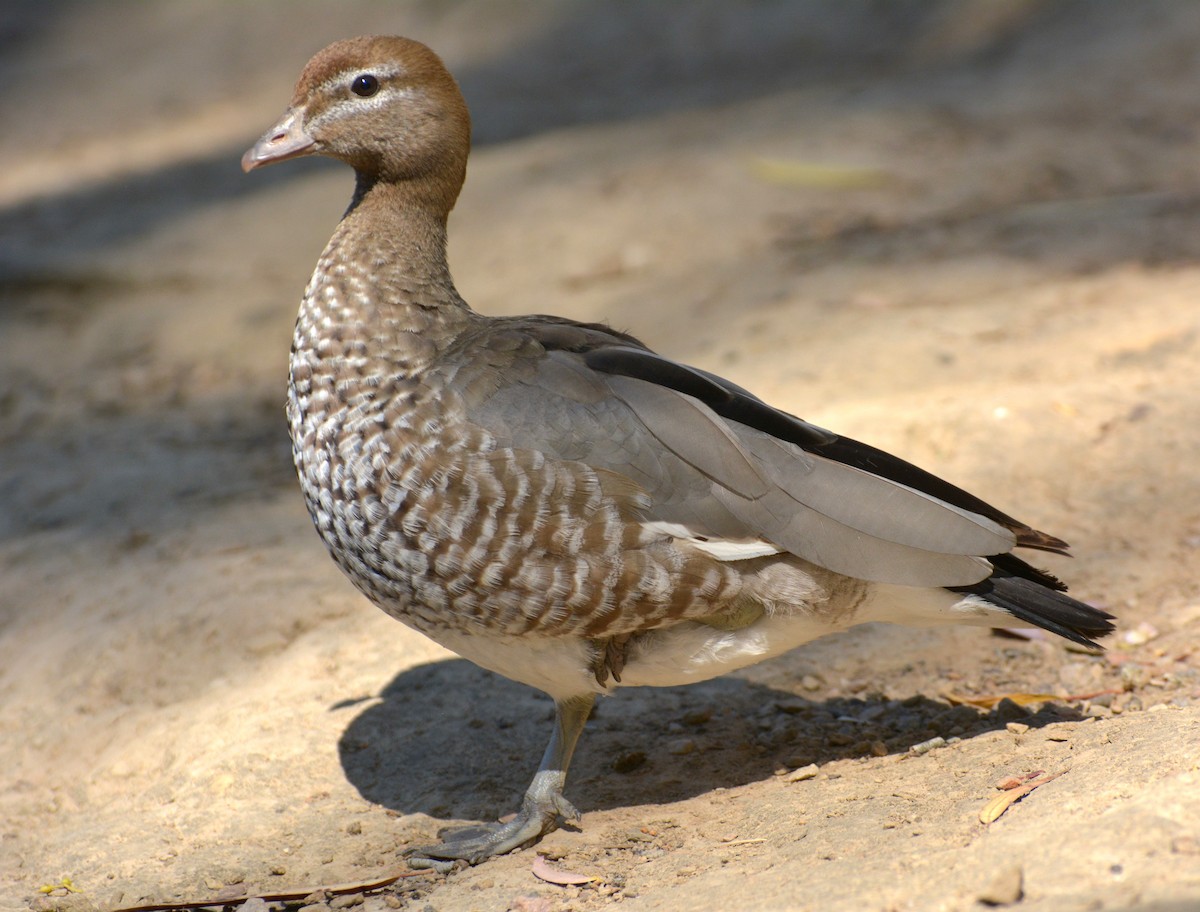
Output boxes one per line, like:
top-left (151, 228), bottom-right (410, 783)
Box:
top-left (336, 657), bottom-right (1085, 824)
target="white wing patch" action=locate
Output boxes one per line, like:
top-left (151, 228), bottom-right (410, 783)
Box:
top-left (641, 521), bottom-right (783, 561)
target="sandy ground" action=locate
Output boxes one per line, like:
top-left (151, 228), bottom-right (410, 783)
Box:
top-left (2, 2), bottom-right (1200, 911)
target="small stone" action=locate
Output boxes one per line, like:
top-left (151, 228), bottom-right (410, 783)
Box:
top-left (510, 896), bottom-right (552, 912)
top-left (270, 865), bottom-right (287, 876)
top-left (31, 896), bottom-right (100, 912)
top-left (330, 893), bottom-right (364, 909)
top-left (1121, 621), bottom-right (1159, 646)
top-left (1005, 722), bottom-right (1030, 735)
top-left (993, 698), bottom-right (1030, 722)
top-left (1171, 835), bottom-right (1200, 855)
top-left (536, 829), bottom-right (574, 860)
top-left (613, 751), bottom-right (646, 773)
top-left (774, 700), bottom-right (808, 715)
top-left (801, 675), bottom-right (823, 692)
top-left (667, 738), bottom-right (696, 755)
top-left (239, 900), bottom-right (270, 912)
top-left (1120, 664), bottom-right (1149, 691)
top-left (977, 865), bottom-right (1024, 906)
top-left (909, 736), bottom-right (946, 755)
top-left (869, 741), bottom-right (888, 757)
top-left (346, 820), bottom-right (363, 835)
top-left (785, 763), bottom-right (819, 782)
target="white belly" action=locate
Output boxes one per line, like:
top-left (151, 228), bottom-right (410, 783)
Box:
top-left (427, 611), bottom-right (851, 700)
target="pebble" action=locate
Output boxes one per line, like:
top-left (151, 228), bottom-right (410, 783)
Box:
top-left (1172, 835), bottom-right (1199, 855)
top-left (785, 763), bottom-right (819, 782)
top-left (613, 750), bottom-right (647, 773)
top-left (510, 896), bottom-right (552, 912)
top-left (667, 737), bottom-right (696, 755)
top-left (330, 893), bottom-right (363, 909)
top-left (238, 900), bottom-right (269, 912)
top-left (1121, 664), bottom-right (1150, 690)
top-left (909, 736), bottom-right (946, 755)
top-left (1005, 722), bottom-right (1030, 735)
top-left (31, 896), bottom-right (99, 912)
top-left (977, 865), bottom-right (1024, 906)
top-left (993, 698), bottom-right (1030, 722)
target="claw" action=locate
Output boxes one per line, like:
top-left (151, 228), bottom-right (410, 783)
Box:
top-left (406, 855), bottom-right (459, 874)
top-left (552, 793), bottom-right (581, 821)
top-left (403, 694), bottom-right (596, 865)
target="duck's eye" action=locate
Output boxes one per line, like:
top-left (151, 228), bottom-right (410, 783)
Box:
top-left (351, 74), bottom-right (379, 97)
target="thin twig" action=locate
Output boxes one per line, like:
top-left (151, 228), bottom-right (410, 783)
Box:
top-left (107, 868), bottom-right (437, 912)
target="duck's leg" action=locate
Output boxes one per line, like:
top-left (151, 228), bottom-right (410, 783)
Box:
top-left (407, 693), bottom-right (595, 868)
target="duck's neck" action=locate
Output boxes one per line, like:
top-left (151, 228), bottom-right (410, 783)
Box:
top-left (295, 177), bottom-right (473, 378)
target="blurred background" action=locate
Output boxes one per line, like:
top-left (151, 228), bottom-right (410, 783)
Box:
top-left (2, 3), bottom-right (1198, 911)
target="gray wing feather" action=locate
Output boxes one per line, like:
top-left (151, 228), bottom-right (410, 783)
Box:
top-left (735, 430), bottom-right (1015, 555)
top-left (463, 340), bottom-right (1008, 587)
top-left (604, 375), bottom-right (769, 500)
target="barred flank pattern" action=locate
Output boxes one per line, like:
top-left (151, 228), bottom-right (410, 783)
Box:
top-left (289, 217), bottom-right (747, 643)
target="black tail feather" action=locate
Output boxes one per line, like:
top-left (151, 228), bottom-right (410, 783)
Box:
top-left (950, 561), bottom-right (1115, 649)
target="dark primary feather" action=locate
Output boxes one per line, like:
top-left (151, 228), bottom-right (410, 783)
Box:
top-left (584, 346), bottom-right (837, 450)
top-left (536, 321), bottom-right (1061, 554)
top-left (951, 565), bottom-right (1115, 648)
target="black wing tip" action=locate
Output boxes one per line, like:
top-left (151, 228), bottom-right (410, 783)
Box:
top-left (1006, 602), bottom-right (1117, 650)
top-left (954, 565), bottom-right (1116, 649)
top-left (1015, 528), bottom-right (1072, 556)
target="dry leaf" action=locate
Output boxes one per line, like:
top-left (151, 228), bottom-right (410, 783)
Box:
top-left (531, 854), bottom-right (594, 886)
top-left (979, 770), bottom-right (1065, 824)
top-left (945, 692), bottom-right (1060, 709)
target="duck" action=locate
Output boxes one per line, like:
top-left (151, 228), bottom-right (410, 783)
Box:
top-left (242, 35), bottom-right (1113, 867)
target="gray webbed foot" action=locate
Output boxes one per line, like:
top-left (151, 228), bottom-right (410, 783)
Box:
top-left (405, 694), bottom-right (594, 869)
top-left (407, 771), bottom-right (579, 868)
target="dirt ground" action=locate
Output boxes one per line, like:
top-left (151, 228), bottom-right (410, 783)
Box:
top-left (2, 2), bottom-right (1199, 911)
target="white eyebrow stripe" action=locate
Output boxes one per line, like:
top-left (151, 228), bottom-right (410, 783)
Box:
top-left (317, 65), bottom-right (406, 98)
top-left (309, 82), bottom-right (415, 128)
